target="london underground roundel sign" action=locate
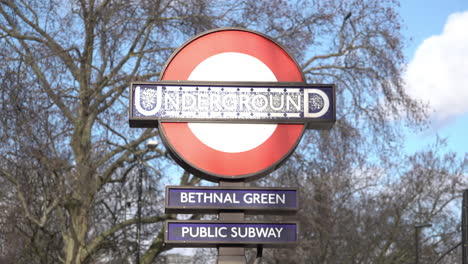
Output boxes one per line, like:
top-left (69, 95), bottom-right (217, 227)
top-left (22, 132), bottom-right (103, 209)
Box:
top-left (131, 28), bottom-right (335, 182)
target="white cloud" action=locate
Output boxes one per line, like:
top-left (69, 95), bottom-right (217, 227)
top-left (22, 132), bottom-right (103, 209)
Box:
top-left (405, 10), bottom-right (468, 123)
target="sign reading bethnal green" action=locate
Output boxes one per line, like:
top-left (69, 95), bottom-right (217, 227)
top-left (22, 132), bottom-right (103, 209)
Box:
top-left (165, 186), bottom-right (297, 214)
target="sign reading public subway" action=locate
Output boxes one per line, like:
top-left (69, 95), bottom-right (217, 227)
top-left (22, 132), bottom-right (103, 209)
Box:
top-left (165, 221), bottom-right (298, 247)
top-left (129, 81), bottom-right (335, 128)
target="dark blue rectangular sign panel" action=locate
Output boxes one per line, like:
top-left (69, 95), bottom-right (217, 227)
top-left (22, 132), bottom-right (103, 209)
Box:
top-left (165, 220), bottom-right (298, 247)
top-left (129, 81), bottom-right (335, 129)
top-left (165, 186), bottom-right (297, 214)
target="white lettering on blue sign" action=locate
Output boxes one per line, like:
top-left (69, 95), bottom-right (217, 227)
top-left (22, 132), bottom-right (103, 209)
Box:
top-left (179, 192), bottom-right (286, 205)
top-left (132, 84), bottom-right (331, 120)
top-left (180, 226), bottom-right (284, 239)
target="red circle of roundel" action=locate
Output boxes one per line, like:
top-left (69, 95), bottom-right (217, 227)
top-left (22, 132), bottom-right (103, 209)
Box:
top-left (159, 28), bottom-right (305, 181)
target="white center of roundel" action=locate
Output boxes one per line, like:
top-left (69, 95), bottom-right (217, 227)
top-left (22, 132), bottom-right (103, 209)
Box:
top-left (187, 52), bottom-right (278, 153)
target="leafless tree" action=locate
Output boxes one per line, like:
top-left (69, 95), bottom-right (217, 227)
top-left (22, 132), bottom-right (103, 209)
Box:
top-left (0, 0), bottom-right (210, 263)
top-left (260, 138), bottom-right (467, 263)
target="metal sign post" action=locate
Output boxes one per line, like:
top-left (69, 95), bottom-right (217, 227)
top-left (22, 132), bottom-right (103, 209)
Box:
top-left (218, 181), bottom-right (246, 264)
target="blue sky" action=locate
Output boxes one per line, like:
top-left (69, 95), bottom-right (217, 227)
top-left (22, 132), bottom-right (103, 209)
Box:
top-left (399, 0), bottom-right (468, 156)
